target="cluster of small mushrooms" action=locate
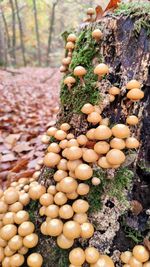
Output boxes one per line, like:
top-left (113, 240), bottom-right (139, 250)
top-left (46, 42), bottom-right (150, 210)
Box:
top-left (0, 6), bottom-right (146, 266)
top-left (121, 245), bottom-right (150, 267)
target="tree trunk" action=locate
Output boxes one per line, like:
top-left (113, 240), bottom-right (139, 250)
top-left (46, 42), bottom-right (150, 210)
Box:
top-left (33, 0), bottom-right (41, 66)
top-left (9, 0), bottom-right (16, 65)
top-left (14, 0), bottom-right (26, 66)
top-left (0, 19), bottom-right (5, 66)
top-left (46, 0), bottom-right (58, 66)
top-left (25, 3), bottom-right (150, 267)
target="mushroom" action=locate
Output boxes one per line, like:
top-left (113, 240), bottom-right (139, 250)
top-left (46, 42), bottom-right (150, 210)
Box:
top-left (80, 222), bottom-right (94, 238)
top-left (64, 76), bottom-right (76, 91)
top-left (57, 158), bottom-right (68, 171)
top-left (18, 221), bottom-right (35, 237)
top-left (67, 139), bottom-right (79, 147)
top-left (106, 149), bottom-right (126, 165)
top-left (47, 126), bottom-right (57, 136)
top-left (53, 170), bottom-right (68, 182)
top-left (39, 193), bottom-right (53, 206)
top-left (94, 125), bottom-right (112, 140)
top-left (4, 189), bottom-right (19, 205)
top-left (126, 79), bottom-right (141, 90)
top-left (98, 157), bottom-right (112, 169)
top-left (44, 152), bottom-right (61, 168)
top-left (91, 255), bottom-right (115, 267)
top-left (125, 137), bottom-right (140, 149)
top-left (10, 254), bottom-right (24, 267)
top-left (81, 103), bottom-right (95, 114)
top-left (111, 124), bottom-right (130, 139)
top-left (110, 138), bottom-right (126, 150)
top-left (92, 177), bottom-right (101, 186)
top-left (23, 233), bottom-right (38, 248)
top-left (45, 204), bottom-right (59, 218)
top-left (74, 66), bottom-right (87, 86)
top-left (121, 251), bottom-right (132, 264)
top-left (75, 163), bottom-right (93, 180)
top-left (8, 235), bottom-right (23, 251)
top-left (0, 224), bottom-right (17, 241)
top-left (87, 7), bottom-right (95, 21)
top-left (59, 205), bottom-right (74, 219)
top-left (62, 57), bottom-right (72, 66)
top-left (92, 29), bottom-right (103, 41)
top-left (14, 210), bottom-right (29, 224)
top-left (67, 159), bottom-right (82, 172)
top-left (66, 42), bottom-right (75, 53)
top-left (126, 115), bottom-right (139, 125)
top-left (54, 192), bottom-right (67, 206)
top-left (47, 219), bottom-right (63, 236)
top-left (109, 86), bottom-right (120, 95)
top-left (47, 185), bottom-right (57, 195)
top-left (40, 222), bottom-right (48, 235)
top-left (133, 245), bottom-right (149, 263)
top-left (87, 112), bottom-right (102, 124)
top-left (129, 257), bottom-right (143, 267)
top-left (73, 213), bottom-right (88, 224)
top-left (77, 183), bottom-right (90, 195)
top-left (29, 184), bottom-right (46, 200)
top-left (60, 123), bottom-right (71, 131)
top-left (127, 89), bottom-right (144, 101)
top-left (86, 128), bottom-right (95, 140)
top-left (65, 146), bottom-right (82, 160)
top-left (94, 141), bottom-right (110, 154)
top-left (94, 63), bottom-right (109, 81)
top-left (27, 253), bottom-right (43, 267)
top-left (85, 247), bottom-right (100, 264)
top-left (59, 177), bottom-right (78, 194)
top-left (109, 95), bottom-right (115, 102)
top-left (63, 221), bottom-right (81, 239)
top-left (72, 199), bottom-right (89, 213)
top-left (48, 142), bottom-right (61, 153)
top-left (60, 65), bottom-right (67, 73)
top-left (57, 234), bottom-right (74, 249)
top-left (55, 130), bottom-right (67, 140)
top-left (83, 149), bottom-right (99, 163)
top-left (77, 134), bottom-right (88, 146)
top-left (67, 33), bottom-right (77, 43)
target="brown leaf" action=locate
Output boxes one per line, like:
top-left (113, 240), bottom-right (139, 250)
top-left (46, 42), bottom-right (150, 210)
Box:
top-left (1, 153), bottom-right (17, 162)
top-left (10, 158), bottom-right (28, 173)
top-left (5, 134), bottom-right (21, 145)
top-left (130, 200), bottom-right (143, 215)
top-left (95, 5), bottom-right (104, 21)
top-left (105, 0), bottom-right (121, 12)
top-left (13, 142), bottom-right (33, 153)
top-left (144, 238), bottom-right (150, 252)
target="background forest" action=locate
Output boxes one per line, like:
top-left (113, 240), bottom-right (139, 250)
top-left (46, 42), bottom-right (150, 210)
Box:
top-left (0, 0), bottom-right (108, 67)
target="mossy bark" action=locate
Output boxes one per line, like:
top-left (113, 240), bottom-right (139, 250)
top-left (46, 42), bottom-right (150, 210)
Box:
top-left (26, 8), bottom-right (150, 267)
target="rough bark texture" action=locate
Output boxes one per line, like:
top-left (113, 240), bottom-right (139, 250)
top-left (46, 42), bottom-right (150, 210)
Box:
top-left (25, 7), bottom-right (150, 267)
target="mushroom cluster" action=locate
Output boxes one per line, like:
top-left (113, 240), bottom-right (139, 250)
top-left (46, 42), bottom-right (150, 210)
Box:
top-left (60, 33), bottom-right (77, 73)
top-left (126, 79), bottom-right (144, 101)
top-left (0, 179), bottom-right (44, 266)
top-left (120, 245), bottom-right (150, 267)
top-left (69, 246), bottom-right (114, 266)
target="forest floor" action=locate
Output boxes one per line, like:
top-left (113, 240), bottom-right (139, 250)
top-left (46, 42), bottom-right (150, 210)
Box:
top-left (0, 67), bottom-right (61, 189)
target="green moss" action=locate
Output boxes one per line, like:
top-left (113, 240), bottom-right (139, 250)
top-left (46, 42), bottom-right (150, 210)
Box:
top-left (60, 27), bottom-right (103, 114)
top-left (85, 168), bottom-right (107, 213)
top-left (115, 2), bottom-right (150, 36)
top-left (27, 200), bottom-right (38, 224)
top-left (108, 167), bottom-right (134, 206)
top-left (49, 244), bottom-right (69, 267)
top-left (121, 217), bottom-right (143, 244)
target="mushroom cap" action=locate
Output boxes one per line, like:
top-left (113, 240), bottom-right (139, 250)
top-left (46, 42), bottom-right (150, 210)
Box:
top-left (66, 42), bottom-right (75, 50)
top-left (59, 205), bottom-right (74, 219)
top-left (4, 189), bottom-right (19, 205)
top-left (64, 76), bottom-right (76, 85)
top-left (94, 125), bottom-right (112, 140)
top-left (87, 112), bottom-right (102, 124)
top-left (57, 234), bottom-right (74, 249)
top-left (47, 126), bottom-right (57, 136)
top-left (44, 152), bottom-right (61, 167)
top-left (60, 123), bottom-right (71, 131)
top-left (65, 146), bottom-right (82, 160)
top-left (133, 245), bottom-right (149, 263)
top-left (54, 192), bottom-right (67, 206)
top-left (27, 253), bottom-right (43, 267)
top-left (60, 65), bottom-right (67, 73)
top-left (14, 210), bottom-right (29, 224)
top-left (126, 115), bottom-right (139, 125)
top-left (94, 141), bottom-right (110, 154)
top-left (81, 103), bottom-right (95, 114)
top-left (91, 255), bottom-right (115, 267)
top-left (72, 199), bottom-right (89, 213)
top-left (69, 248), bottom-right (85, 266)
top-left (29, 184), bottom-right (46, 200)
top-left (92, 177), bottom-right (101, 186)
top-left (77, 183), bottom-right (90, 195)
top-left (59, 177), bottom-right (78, 193)
top-left (121, 251), bottom-right (132, 264)
top-left (106, 149), bottom-right (126, 165)
top-left (63, 221), bottom-right (81, 239)
top-left (18, 221), bottom-right (35, 237)
top-left (87, 7), bottom-right (95, 15)
top-left (47, 219), bottom-right (63, 236)
top-left (23, 233), bottom-right (38, 248)
top-left (109, 95), bottom-right (115, 102)
top-left (86, 128), bottom-right (95, 140)
top-left (77, 135), bottom-right (88, 145)
top-left (80, 222), bottom-right (94, 238)
top-left (98, 157), bottom-right (112, 169)
top-left (82, 149), bottom-right (99, 163)
top-left (129, 256), bottom-right (143, 267)
top-left (62, 57), bottom-right (72, 65)
top-left (39, 193), bottom-right (53, 206)
top-left (73, 213), bottom-right (88, 224)
top-left (75, 163), bottom-right (93, 180)
top-left (67, 159), bottom-right (82, 172)
top-left (85, 247), bottom-right (100, 264)
top-left (94, 63), bottom-right (109, 76)
top-left (126, 137), bottom-right (140, 149)
top-left (45, 204), bottom-right (59, 218)
top-left (54, 170), bottom-right (68, 182)
top-left (10, 254), bottom-right (24, 267)
top-left (126, 79), bottom-right (141, 90)
top-left (74, 66), bottom-right (87, 77)
top-left (111, 124), bottom-right (130, 139)
top-left (110, 138), bottom-right (126, 150)
top-left (67, 33), bottom-right (77, 42)
top-left (92, 29), bottom-right (103, 40)
top-left (109, 86), bottom-right (120, 95)
top-left (8, 235), bottom-right (23, 250)
top-left (55, 130), bottom-right (67, 140)
top-left (0, 224), bottom-right (17, 241)
top-left (48, 142), bottom-right (61, 153)
top-left (127, 88), bottom-right (144, 100)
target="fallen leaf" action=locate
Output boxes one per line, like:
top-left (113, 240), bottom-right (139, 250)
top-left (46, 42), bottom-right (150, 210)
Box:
top-left (130, 200), bottom-right (143, 215)
top-left (95, 5), bottom-right (104, 21)
top-left (10, 158), bottom-right (28, 173)
top-left (1, 153), bottom-right (17, 162)
top-left (5, 134), bottom-right (21, 145)
top-left (105, 0), bottom-right (121, 12)
top-left (13, 142), bottom-right (33, 153)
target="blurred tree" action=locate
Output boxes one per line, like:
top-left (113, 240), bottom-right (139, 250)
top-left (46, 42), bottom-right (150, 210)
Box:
top-left (33, 0), bottom-right (41, 65)
top-left (9, 0), bottom-right (16, 65)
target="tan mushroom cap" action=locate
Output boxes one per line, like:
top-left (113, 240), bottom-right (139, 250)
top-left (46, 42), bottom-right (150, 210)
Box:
top-left (126, 79), bottom-right (141, 90)
top-left (60, 123), bottom-right (71, 132)
top-left (98, 156), bottom-right (111, 169)
top-left (65, 146), bottom-right (83, 160)
top-left (73, 213), bottom-right (88, 224)
top-left (94, 141), bottom-right (110, 154)
top-left (29, 184), bottom-right (46, 200)
top-left (67, 33), bottom-right (77, 42)
top-left (47, 219), bottom-right (63, 236)
top-left (83, 149), bottom-right (99, 163)
top-left (69, 247), bottom-right (85, 266)
top-left (94, 125), bottom-right (112, 140)
top-left (111, 124), bottom-right (130, 139)
top-left (4, 189), bottom-right (19, 205)
top-left (8, 235), bottom-right (23, 251)
top-left (72, 199), bottom-right (89, 213)
top-left (23, 233), bottom-right (38, 248)
top-left (47, 142), bottom-right (61, 153)
top-left (10, 254), bottom-right (24, 267)
top-left (92, 177), bottom-right (101, 186)
top-left (126, 115), bottom-right (139, 125)
top-left (74, 66), bottom-right (87, 77)
top-left (63, 220), bottom-right (81, 239)
top-left (14, 210), bottom-right (29, 224)
top-left (54, 192), bottom-right (67, 206)
top-left (59, 205), bottom-right (74, 219)
top-left (67, 159), bottom-right (82, 172)
top-left (0, 224), bottom-right (17, 241)
top-left (64, 76), bottom-right (76, 86)
top-left (75, 163), bottom-right (93, 180)
top-left (18, 221), bottom-right (35, 237)
top-left (86, 128), bottom-right (95, 140)
top-left (106, 149), bottom-right (126, 165)
top-left (81, 103), bottom-right (95, 114)
top-left (80, 222), bottom-right (94, 239)
top-left (120, 251), bottom-right (132, 264)
top-left (44, 152), bottom-right (61, 167)
top-left (3, 212), bottom-right (14, 225)
top-left (27, 253), bottom-right (43, 267)
top-left (87, 7), bottom-right (95, 15)
top-left (87, 112), bottom-right (102, 124)
top-left (60, 65), bottom-right (67, 73)
top-left (66, 42), bottom-right (75, 50)
top-left (129, 256), bottom-right (143, 267)
top-left (109, 86), bottom-right (120, 95)
top-left (125, 137), bottom-right (140, 149)
top-left (77, 183), bottom-right (90, 195)
top-left (57, 234), bottom-right (74, 249)
top-left (133, 245), bottom-right (149, 263)
top-left (0, 200), bottom-right (8, 214)
top-left (62, 57), bottom-right (72, 65)
top-left (85, 247), bottom-right (100, 264)
top-left (92, 29), bottom-right (103, 40)
top-left (91, 255), bottom-right (115, 267)
top-left (54, 170), bottom-right (68, 182)
top-left (94, 63), bottom-right (109, 76)
top-left (110, 138), bottom-right (126, 150)
top-left (127, 88), bottom-right (144, 101)
top-left (59, 177), bottom-right (78, 193)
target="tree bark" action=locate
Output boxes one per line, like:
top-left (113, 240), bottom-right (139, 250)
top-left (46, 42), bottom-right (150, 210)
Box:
top-left (14, 0), bottom-right (26, 66)
top-left (46, 0), bottom-right (58, 66)
top-left (33, 0), bottom-right (41, 66)
top-left (0, 17), bottom-right (5, 66)
top-left (9, 0), bottom-right (16, 65)
top-left (25, 5), bottom-right (150, 267)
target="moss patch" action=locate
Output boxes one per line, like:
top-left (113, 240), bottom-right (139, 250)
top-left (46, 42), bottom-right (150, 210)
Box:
top-left (115, 2), bottom-right (150, 36)
top-left (60, 27), bottom-right (103, 115)
top-left (27, 200), bottom-right (39, 224)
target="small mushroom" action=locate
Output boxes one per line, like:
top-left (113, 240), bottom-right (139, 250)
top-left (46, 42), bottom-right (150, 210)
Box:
top-left (127, 88), bottom-right (144, 101)
top-left (27, 253), bottom-right (43, 267)
top-left (80, 222), bottom-right (94, 239)
top-left (87, 7), bottom-right (95, 21)
top-left (133, 245), bottom-right (149, 263)
top-left (109, 86), bottom-right (120, 95)
top-left (64, 76), bottom-right (76, 91)
top-left (74, 66), bottom-right (87, 86)
top-left (63, 221), bottom-right (81, 239)
top-left (67, 33), bottom-right (77, 43)
top-left (59, 65), bottom-right (67, 73)
top-left (126, 115), bottom-right (139, 125)
top-left (126, 79), bottom-right (141, 90)
top-left (85, 247), bottom-right (100, 264)
top-left (57, 234), bottom-right (74, 249)
top-left (92, 29), bottom-right (103, 41)
top-left (62, 57), bottom-right (72, 66)
top-left (66, 42), bottom-right (75, 53)
top-left (94, 63), bottom-right (109, 81)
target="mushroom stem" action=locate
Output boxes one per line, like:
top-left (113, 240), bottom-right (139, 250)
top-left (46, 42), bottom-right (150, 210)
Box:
top-left (80, 77), bottom-right (85, 86)
top-left (98, 75), bottom-right (102, 82)
top-left (68, 84), bottom-right (72, 91)
top-left (89, 14), bottom-right (93, 21)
